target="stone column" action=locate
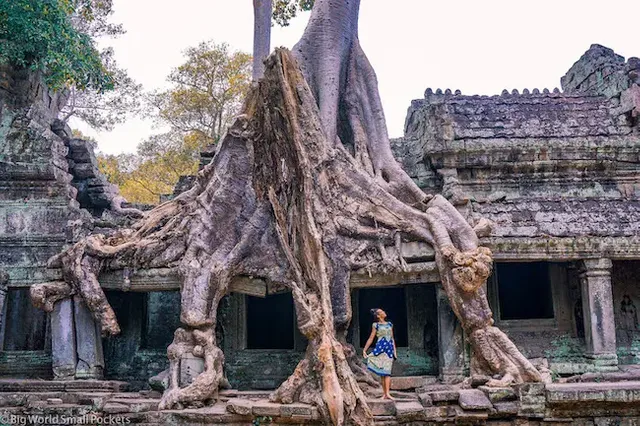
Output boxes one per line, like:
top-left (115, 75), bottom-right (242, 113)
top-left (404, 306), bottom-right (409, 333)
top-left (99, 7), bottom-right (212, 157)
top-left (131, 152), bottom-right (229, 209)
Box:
top-left (73, 296), bottom-right (105, 379)
top-left (51, 298), bottom-right (76, 380)
top-left (437, 284), bottom-right (465, 382)
top-left (579, 259), bottom-right (618, 372)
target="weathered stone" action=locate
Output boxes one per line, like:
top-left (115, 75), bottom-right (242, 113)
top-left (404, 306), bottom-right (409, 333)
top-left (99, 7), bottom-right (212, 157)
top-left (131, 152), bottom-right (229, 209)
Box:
top-left (579, 259), bottom-right (618, 372)
top-left (458, 389), bottom-right (493, 410)
top-left (453, 405), bottom-right (489, 424)
top-left (102, 402), bottom-right (129, 414)
top-left (51, 298), bottom-right (76, 380)
top-left (430, 390), bottom-right (460, 403)
top-left (418, 392), bottom-right (434, 407)
top-left (478, 386), bottom-right (517, 403)
top-left (391, 375), bottom-right (431, 390)
top-left (395, 401), bottom-right (425, 421)
top-left (279, 402), bottom-right (313, 418)
top-left (148, 369), bottom-right (170, 392)
top-left (252, 401), bottom-right (281, 417)
top-left (492, 401), bottom-right (519, 417)
top-left (179, 353), bottom-right (205, 387)
top-left (226, 398), bottom-right (253, 415)
top-left (471, 375), bottom-right (491, 388)
top-left (437, 284), bottom-right (466, 383)
top-left (423, 405), bottom-right (451, 420)
top-left (367, 399), bottom-right (396, 416)
top-left (73, 296), bottom-right (104, 380)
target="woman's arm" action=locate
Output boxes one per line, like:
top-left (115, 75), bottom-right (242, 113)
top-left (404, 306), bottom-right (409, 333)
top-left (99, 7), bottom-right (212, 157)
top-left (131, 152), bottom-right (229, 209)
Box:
top-left (391, 326), bottom-right (397, 359)
top-left (362, 324), bottom-right (377, 357)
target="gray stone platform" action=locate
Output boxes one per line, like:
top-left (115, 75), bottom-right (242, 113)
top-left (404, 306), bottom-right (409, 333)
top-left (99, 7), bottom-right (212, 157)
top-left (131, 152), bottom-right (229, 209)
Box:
top-left (2, 381), bottom-right (640, 424)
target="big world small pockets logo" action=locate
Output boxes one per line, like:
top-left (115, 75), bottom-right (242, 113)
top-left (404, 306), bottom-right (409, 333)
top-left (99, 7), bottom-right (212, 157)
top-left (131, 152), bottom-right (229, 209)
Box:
top-left (0, 413), bottom-right (131, 425)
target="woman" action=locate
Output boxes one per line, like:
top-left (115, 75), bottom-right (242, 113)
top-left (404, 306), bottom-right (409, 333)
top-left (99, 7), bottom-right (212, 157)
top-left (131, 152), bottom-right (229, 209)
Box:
top-left (363, 308), bottom-right (397, 400)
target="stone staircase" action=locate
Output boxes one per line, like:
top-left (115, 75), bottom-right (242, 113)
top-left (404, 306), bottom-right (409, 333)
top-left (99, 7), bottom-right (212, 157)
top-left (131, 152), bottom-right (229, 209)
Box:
top-left (3, 380), bottom-right (640, 424)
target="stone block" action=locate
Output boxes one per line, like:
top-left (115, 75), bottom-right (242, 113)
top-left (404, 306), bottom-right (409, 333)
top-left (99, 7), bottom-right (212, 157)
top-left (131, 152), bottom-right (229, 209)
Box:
top-left (47, 398), bottom-right (63, 405)
top-left (280, 403), bottom-right (313, 418)
top-left (423, 406), bottom-right (450, 421)
top-left (458, 389), bottom-right (493, 410)
top-left (471, 375), bottom-right (491, 388)
top-left (148, 368), bottom-right (169, 392)
top-left (367, 399), bottom-right (396, 416)
top-left (395, 401), bottom-right (425, 422)
top-left (520, 395), bottom-right (546, 405)
top-left (478, 386), bottom-right (517, 403)
top-left (73, 296), bottom-right (104, 380)
top-left (252, 401), bottom-right (281, 417)
top-left (492, 401), bottom-right (519, 417)
top-left (518, 383), bottom-right (546, 397)
top-left (102, 402), bottom-right (129, 414)
top-left (391, 375), bottom-right (430, 390)
top-left (110, 398), bottom-right (159, 413)
top-left (431, 390), bottom-right (460, 403)
top-left (226, 398), bottom-right (253, 416)
top-left (418, 392), bottom-right (433, 407)
top-left (179, 353), bottom-right (204, 387)
top-left (453, 405), bottom-right (489, 424)
top-left (51, 298), bottom-right (76, 380)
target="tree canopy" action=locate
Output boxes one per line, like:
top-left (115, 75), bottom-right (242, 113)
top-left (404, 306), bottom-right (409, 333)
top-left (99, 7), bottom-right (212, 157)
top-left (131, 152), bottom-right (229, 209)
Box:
top-left (0, 0), bottom-right (113, 91)
top-left (99, 41), bottom-right (252, 205)
top-left (61, 48), bottom-right (143, 131)
top-left (147, 41), bottom-right (252, 147)
top-left (273, 0), bottom-right (314, 26)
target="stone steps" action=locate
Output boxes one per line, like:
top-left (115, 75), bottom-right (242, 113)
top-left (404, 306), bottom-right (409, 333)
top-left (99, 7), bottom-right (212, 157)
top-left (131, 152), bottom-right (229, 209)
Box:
top-left (5, 381), bottom-right (640, 424)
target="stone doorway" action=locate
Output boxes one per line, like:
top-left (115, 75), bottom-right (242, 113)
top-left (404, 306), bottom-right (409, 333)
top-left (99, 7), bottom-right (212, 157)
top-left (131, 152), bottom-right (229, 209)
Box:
top-left (350, 285), bottom-right (439, 377)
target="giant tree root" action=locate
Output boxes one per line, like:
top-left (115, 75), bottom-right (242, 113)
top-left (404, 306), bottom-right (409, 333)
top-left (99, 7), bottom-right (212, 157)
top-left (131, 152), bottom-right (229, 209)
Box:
top-left (32, 38), bottom-right (541, 426)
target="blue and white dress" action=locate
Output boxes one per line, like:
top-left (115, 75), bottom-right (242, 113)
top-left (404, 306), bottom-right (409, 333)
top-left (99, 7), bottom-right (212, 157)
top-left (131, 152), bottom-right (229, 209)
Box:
top-left (365, 322), bottom-right (394, 377)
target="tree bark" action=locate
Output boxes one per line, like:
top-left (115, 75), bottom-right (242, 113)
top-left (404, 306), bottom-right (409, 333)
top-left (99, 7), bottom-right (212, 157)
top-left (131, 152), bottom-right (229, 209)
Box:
top-left (252, 0), bottom-right (272, 81)
top-left (31, 1), bottom-right (541, 425)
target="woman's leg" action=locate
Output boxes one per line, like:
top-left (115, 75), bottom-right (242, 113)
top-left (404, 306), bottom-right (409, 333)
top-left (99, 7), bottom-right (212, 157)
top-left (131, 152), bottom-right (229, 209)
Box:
top-left (383, 376), bottom-right (391, 398)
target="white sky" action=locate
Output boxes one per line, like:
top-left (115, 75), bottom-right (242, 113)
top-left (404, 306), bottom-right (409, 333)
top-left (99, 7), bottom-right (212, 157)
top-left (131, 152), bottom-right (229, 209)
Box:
top-left (78, 0), bottom-right (640, 155)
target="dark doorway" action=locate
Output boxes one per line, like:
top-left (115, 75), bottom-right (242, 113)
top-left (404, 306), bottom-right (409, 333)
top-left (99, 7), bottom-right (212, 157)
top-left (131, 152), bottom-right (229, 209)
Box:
top-left (358, 287), bottom-right (408, 347)
top-left (3, 288), bottom-right (48, 351)
top-left (141, 292), bottom-right (182, 350)
top-left (496, 262), bottom-right (554, 320)
top-left (247, 293), bottom-right (294, 349)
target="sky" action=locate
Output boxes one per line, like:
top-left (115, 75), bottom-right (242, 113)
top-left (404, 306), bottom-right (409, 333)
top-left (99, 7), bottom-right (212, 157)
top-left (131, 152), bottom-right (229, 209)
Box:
top-left (78, 0), bottom-right (640, 155)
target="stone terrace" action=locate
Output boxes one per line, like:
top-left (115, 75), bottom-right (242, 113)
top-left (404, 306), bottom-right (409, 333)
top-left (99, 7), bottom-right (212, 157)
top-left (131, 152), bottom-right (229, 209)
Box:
top-left (5, 379), bottom-right (640, 425)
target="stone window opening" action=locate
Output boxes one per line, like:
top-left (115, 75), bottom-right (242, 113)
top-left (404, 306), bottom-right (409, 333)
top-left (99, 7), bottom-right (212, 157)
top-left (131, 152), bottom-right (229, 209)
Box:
top-left (492, 262), bottom-right (555, 322)
top-left (1, 288), bottom-right (49, 351)
top-left (140, 291), bottom-right (182, 351)
top-left (357, 287), bottom-right (409, 348)
top-left (246, 293), bottom-right (295, 350)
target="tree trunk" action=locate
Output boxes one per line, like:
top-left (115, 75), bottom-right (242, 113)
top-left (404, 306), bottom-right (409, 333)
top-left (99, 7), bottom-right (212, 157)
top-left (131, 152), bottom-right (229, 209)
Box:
top-left (252, 0), bottom-right (272, 81)
top-left (31, 1), bottom-right (541, 425)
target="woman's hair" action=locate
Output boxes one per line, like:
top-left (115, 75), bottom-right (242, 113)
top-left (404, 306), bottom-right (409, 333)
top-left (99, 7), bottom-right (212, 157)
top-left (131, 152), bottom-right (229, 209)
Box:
top-left (370, 308), bottom-right (381, 321)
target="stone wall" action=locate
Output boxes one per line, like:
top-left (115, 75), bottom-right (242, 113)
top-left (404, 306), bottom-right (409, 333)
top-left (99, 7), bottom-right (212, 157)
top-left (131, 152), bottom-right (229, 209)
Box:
top-left (394, 44), bottom-right (640, 374)
top-left (612, 261), bottom-right (640, 364)
top-left (0, 65), bottom-right (140, 380)
top-left (562, 44), bottom-right (640, 98)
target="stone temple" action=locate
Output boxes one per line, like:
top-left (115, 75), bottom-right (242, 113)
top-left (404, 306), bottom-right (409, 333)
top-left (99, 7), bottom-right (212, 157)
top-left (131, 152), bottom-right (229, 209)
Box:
top-left (0, 44), bottom-right (639, 424)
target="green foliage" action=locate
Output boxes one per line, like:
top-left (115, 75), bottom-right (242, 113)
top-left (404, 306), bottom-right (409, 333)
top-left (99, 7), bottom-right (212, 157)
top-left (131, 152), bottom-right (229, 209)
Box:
top-left (100, 41), bottom-right (251, 205)
top-left (0, 0), bottom-right (113, 92)
top-left (147, 41), bottom-right (252, 146)
top-left (545, 335), bottom-right (585, 362)
top-left (273, 0), bottom-right (314, 26)
top-left (62, 48), bottom-right (143, 131)
top-left (252, 416), bottom-right (273, 426)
